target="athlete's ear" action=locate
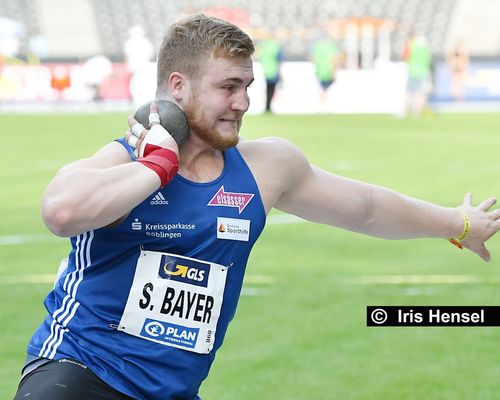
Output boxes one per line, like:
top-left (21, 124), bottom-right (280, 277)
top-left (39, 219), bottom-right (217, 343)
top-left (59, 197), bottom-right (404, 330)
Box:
top-left (169, 72), bottom-right (186, 102)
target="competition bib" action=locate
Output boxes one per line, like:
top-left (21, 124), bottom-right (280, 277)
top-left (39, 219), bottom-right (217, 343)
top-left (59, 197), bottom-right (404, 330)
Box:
top-left (118, 250), bottom-right (228, 354)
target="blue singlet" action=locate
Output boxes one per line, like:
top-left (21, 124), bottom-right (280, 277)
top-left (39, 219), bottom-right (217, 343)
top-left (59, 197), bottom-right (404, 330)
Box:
top-left (26, 143), bottom-right (266, 399)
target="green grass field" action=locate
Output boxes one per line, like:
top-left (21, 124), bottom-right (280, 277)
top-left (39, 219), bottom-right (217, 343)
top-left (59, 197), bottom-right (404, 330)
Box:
top-left (1, 111), bottom-right (499, 399)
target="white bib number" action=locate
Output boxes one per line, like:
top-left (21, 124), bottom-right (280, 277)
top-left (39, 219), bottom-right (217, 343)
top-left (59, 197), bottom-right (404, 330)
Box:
top-left (118, 250), bottom-right (227, 354)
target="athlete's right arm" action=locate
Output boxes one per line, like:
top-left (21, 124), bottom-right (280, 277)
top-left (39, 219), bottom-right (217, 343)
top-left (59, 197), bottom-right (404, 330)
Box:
top-left (41, 141), bottom-right (162, 237)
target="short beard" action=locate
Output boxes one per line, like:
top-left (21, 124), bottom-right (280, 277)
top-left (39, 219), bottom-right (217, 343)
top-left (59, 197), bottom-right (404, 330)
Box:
top-left (184, 94), bottom-right (239, 151)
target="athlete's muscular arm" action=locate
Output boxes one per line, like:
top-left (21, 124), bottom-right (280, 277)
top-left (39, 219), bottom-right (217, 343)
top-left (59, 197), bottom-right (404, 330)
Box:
top-left (267, 138), bottom-right (500, 261)
top-left (42, 142), bottom-right (161, 237)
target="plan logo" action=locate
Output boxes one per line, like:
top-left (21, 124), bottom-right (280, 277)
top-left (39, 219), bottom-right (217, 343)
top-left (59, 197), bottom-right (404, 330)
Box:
top-left (141, 318), bottom-right (198, 349)
top-left (207, 186), bottom-right (254, 214)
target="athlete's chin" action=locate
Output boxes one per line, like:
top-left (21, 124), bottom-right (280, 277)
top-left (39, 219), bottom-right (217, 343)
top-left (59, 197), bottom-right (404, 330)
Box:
top-left (212, 133), bottom-right (239, 150)
top-left (213, 127), bottom-right (239, 148)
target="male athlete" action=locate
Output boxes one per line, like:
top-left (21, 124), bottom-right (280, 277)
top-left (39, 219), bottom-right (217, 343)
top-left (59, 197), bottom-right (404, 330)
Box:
top-left (14, 14), bottom-right (500, 400)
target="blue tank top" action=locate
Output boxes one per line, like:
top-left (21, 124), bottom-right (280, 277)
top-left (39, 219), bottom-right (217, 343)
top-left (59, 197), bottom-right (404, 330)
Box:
top-left (27, 144), bottom-right (266, 399)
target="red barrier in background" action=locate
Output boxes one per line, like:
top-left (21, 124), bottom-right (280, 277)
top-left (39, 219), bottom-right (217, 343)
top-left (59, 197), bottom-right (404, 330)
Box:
top-left (0, 62), bottom-right (131, 102)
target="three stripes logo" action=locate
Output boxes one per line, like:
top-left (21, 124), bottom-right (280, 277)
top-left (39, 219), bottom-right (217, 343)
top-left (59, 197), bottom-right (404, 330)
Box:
top-left (150, 192), bottom-right (169, 205)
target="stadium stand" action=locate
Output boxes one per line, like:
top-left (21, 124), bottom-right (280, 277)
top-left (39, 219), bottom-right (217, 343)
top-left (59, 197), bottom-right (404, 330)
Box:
top-left (0, 0), bottom-right (39, 53)
top-left (2, 0), bottom-right (500, 63)
top-left (87, 0), bottom-right (459, 60)
top-left (0, 0), bottom-right (39, 34)
top-left (1, 0), bottom-right (463, 61)
top-left (36, 0), bottom-right (101, 58)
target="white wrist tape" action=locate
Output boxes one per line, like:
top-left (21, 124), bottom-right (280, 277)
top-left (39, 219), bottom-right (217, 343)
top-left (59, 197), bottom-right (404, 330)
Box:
top-left (149, 112), bottom-right (161, 125)
top-left (127, 135), bottom-right (139, 149)
top-left (138, 124), bottom-right (172, 157)
top-left (131, 123), bottom-right (145, 137)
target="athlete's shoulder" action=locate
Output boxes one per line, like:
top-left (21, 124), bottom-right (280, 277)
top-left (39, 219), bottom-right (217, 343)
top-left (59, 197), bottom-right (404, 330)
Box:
top-left (236, 136), bottom-right (311, 193)
top-left (237, 136), bottom-right (305, 162)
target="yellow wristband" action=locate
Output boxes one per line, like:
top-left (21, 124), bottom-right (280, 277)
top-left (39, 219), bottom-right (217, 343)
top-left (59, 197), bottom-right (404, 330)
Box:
top-left (448, 209), bottom-right (471, 249)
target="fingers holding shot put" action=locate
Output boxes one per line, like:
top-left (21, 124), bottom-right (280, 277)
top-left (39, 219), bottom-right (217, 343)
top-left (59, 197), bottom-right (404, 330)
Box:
top-left (126, 115), bottom-right (145, 155)
top-left (126, 102), bottom-right (159, 155)
top-left (148, 101), bottom-right (161, 126)
top-left (127, 101), bottom-right (179, 158)
top-left (126, 130), bottom-right (139, 149)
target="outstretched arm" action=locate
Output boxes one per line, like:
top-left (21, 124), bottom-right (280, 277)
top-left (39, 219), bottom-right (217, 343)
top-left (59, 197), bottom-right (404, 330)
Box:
top-left (273, 140), bottom-right (500, 261)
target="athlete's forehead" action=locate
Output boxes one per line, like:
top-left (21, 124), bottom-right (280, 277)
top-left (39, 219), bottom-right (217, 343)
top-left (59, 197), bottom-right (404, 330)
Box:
top-left (201, 55), bottom-right (254, 86)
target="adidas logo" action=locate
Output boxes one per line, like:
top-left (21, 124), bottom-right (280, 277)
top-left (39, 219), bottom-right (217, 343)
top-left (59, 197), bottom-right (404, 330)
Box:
top-left (150, 192), bottom-right (169, 205)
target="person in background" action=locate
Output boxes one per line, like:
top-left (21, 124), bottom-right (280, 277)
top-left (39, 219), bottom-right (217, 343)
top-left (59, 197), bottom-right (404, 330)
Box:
top-left (402, 32), bottom-right (433, 116)
top-left (27, 34), bottom-right (49, 64)
top-left (123, 25), bottom-right (155, 101)
top-left (310, 33), bottom-right (339, 112)
top-left (255, 28), bottom-right (283, 113)
top-left (447, 40), bottom-right (469, 101)
top-left (81, 54), bottom-right (113, 104)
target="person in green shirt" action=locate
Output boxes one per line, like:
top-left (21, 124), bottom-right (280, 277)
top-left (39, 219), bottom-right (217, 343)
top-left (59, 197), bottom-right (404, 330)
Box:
top-left (256, 31), bottom-right (283, 113)
top-left (310, 38), bottom-right (339, 110)
top-left (403, 33), bottom-right (432, 116)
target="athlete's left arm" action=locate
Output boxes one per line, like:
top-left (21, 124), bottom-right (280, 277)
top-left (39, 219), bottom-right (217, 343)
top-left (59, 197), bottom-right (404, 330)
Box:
top-left (273, 140), bottom-right (500, 261)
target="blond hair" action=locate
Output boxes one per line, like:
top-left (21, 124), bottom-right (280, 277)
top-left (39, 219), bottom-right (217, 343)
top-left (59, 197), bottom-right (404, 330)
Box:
top-left (157, 14), bottom-right (254, 90)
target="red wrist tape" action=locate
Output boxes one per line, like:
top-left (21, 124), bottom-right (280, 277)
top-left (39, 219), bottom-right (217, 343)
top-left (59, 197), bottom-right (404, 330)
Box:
top-left (137, 147), bottom-right (179, 188)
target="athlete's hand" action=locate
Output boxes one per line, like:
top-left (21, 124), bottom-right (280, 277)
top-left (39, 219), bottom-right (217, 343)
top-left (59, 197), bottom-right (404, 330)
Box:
top-left (458, 193), bottom-right (500, 262)
top-left (125, 101), bottom-right (179, 158)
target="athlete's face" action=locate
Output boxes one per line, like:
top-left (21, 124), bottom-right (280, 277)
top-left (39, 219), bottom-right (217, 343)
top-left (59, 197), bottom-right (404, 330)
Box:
top-left (184, 55), bottom-right (254, 150)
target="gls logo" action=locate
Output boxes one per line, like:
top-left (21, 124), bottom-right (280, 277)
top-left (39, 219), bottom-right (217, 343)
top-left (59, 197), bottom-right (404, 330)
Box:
top-left (163, 262), bottom-right (205, 282)
top-left (159, 255), bottom-right (210, 287)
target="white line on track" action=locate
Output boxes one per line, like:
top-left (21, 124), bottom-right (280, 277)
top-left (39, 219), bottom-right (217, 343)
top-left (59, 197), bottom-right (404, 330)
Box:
top-left (0, 273), bottom-right (275, 285)
top-left (6, 273), bottom-right (497, 286)
top-left (341, 275), bottom-right (500, 285)
top-left (241, 287), bottom-right (268, 296)
top-left (0, 234), bottom-right (63, 246)
top-left (0, 274), bottom-right (56, 284)
top-left (244, 275), bottom-right (275, 284)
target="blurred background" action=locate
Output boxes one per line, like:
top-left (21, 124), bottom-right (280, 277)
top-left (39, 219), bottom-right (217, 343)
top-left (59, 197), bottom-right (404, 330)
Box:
top-left (1, 0), bottom-right (500, 115)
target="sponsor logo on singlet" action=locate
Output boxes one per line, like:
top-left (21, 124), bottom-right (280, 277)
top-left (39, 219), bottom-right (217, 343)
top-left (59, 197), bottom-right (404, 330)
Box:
top-left (141, 318), bottom-right (199, 348)
top-left (216, 217), bottom-right (250, 241)
top-left (131, 218), bottom-right (142, 230)
top-left (130, 218), bottom-right (196, 239)
top-left (150, 192), bottom-right (169, 205)
top-left (159, 255), bottom-right (210, 287)
top-left (207, 186), bottom-right (254, 214)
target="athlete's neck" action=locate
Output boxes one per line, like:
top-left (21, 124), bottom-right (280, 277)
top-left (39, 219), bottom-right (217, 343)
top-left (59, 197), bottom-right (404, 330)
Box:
top-left (178, 134), bottom-right (225, 183)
